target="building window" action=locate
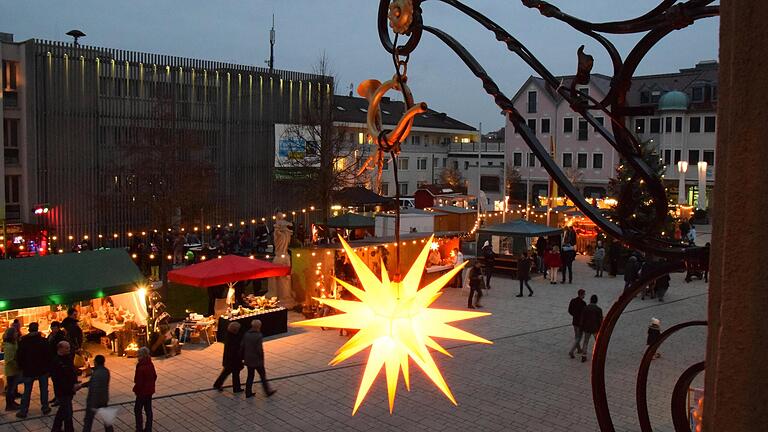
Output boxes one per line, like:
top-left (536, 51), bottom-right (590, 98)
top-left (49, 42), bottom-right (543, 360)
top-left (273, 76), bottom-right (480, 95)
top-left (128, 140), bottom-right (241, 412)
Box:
top-left (2, 61), bottom-right (18, 90)
top-left (665, 117), bottom-right (673, 133)
top-left (691, 86), bottom-right (704, 102)
top-left (513, 152), bottom-right (522, 167)
top-left (635, 118), bottom-right (646, 134)
top-left (412, 136), bottom-right (421, 145)
top-left (417, 158), bottom-right (427, 170)
top-left (527, 118), bottom-right (537, 135)
top-left (650, 118), bottom-right (661, 133)
top-left (577, 119), bottom-right (588, 141)
top-left (690, 116), bottom-right (701, 133)
top-left (712, 85), bottom-right (718, 101)
top-left (480, 175), bottom-right (500, 192)
top-left (703, 150), bottom-right (715, 166)
top-left (433, 157), bottom-right (439, 168)
top-left (4, 175), bottom-right (20, 220)
top-left (527, 91), bottom-right (537, 113)
top-left (528, 153), bottom-right (536, 167)
top-left (674, 149), bottom-right (682, 164)
top-left (675, 117), bottom-right (683, 133)
top-left (688, 150), bottom-right (700, 164)
top-left (442, 158), bottom-right (447, 168)
top-left (594, 116), bottom-right (604, 132)
top-left (399, 182), bottom-right (409, 195)
top-left (399, 157), bottom-right (409, 170)
top-left (640, 91), bottom-right (650, 104)
top-left (704, 116), bottom-right (716, 132)
top-left (650, 91), bottom-right (661, 103)
top-left (452, 160), bottom-right (459, 170)
top-left (562, 153), bottom-right (573, 168)
top-left (563, 117), bottom-right (574, 134)
top-left (383, 158), bottom-right (390, 170)
top-left (381, 182), bottom-right (390, 196)
top-left (541, 118), bottom-right (551, 134)
top-left (578, 86), bottom-right (589, 97)
top-left (592, 153), bottom-right (603, 169)
top-left (3, 118), bottom-right (20, 164)
top-left (664, 149), bottom-right (672, 165)
top-left (464, 161), bottom-right (470, 170)
top-left (577, 153), bottom-right (588, 169)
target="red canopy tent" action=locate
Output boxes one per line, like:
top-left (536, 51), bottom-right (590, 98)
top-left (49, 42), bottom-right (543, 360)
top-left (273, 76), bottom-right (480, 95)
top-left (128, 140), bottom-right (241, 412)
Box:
top-left (167, 255), bottom-right (290, 288)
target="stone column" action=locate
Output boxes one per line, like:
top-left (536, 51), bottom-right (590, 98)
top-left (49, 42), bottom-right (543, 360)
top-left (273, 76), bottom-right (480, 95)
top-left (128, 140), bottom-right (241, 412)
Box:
top-left (704, 2), bottom-right (768, 430)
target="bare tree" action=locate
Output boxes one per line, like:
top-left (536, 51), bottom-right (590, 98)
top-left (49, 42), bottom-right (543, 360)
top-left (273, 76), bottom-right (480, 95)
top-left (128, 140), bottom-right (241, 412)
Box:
top-left (439, 166), bottom-right (464, 188)
top-left (564, 167), bottom-right (585, 196)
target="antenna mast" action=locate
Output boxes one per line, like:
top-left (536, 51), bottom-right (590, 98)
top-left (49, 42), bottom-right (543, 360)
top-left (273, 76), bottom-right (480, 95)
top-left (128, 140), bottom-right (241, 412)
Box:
top-left (267, 14), bottom-right (276, 72)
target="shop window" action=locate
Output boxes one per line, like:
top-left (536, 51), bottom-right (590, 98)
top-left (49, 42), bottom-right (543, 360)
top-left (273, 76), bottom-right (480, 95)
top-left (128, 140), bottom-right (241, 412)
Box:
top-left (690, 117), bottom-right (701, 133)
top-left (704, 116), bottom-right (716, 132)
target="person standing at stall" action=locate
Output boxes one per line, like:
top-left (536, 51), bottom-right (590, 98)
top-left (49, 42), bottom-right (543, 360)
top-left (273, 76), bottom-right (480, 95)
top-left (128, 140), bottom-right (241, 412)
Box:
top-left (481, 241), bottom-right (496, 289)
top-left (535, 236), bottom-right (548, 276)
top-left (133, 347), bottom-right (157, 432)
top-left (213, 322), bottom-right (244, 393)
top-left (240, 320), bottom-right (276, 398)
top-left (516, 252), bottom-right (533, 297)
top-left (3, 328), bottom-right (20, 412)
top-left (50, 341), bottom-right (80, 432)
top-left (16, 322), bottom-right (51, 418)
top-left (61, 308), bottom-right (83, 352)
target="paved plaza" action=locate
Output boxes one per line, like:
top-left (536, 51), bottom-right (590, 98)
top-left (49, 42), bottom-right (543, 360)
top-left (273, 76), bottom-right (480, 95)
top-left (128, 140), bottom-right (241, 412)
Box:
top-left (2, 237), bottom-right (710, 432)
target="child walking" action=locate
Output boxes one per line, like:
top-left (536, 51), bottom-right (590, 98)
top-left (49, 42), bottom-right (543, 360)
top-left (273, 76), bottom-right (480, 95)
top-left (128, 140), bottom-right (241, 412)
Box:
top-left (647, 318), bottom-right (662, 359)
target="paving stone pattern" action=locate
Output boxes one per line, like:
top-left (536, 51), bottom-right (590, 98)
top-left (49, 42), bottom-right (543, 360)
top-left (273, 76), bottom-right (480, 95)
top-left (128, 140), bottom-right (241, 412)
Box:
top-left (2, 237), bottom-right (710, 432)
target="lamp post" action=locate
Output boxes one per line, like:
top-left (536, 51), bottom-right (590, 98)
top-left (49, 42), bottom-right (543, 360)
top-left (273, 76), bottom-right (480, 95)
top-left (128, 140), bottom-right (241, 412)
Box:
top-left (697, 161), bottom-right (708, 210)
top-left (677, 160), bottom-right (689, 205)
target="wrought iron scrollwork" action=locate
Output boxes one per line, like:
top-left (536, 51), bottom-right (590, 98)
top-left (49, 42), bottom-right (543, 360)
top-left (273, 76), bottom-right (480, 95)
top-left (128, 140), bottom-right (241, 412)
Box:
top-left (375, 1), bottom-right (718, 430)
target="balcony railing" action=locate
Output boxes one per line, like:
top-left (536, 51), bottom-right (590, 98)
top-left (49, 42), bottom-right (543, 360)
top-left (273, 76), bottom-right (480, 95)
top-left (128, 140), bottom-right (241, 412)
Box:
top-left (449, 142), bottom-right (504, 153)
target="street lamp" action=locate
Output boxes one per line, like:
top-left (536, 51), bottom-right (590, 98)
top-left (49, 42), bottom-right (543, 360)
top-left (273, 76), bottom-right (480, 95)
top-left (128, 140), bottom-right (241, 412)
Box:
top-left (697, 161), bottom-right (708, 210)
top-left (677, 160), bottom-right (689, 205)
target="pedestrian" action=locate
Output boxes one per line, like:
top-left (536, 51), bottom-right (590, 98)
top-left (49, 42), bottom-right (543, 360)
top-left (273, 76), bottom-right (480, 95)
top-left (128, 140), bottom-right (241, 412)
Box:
top-left (535, 236), bottom-right (548, 275)
top-left (567, 289), bottom-right (587, 359)
top-left (647, 318), bottom-right (662, 359)
top-left (213, 322), bottom-right (244, 393)
top-left (655, 266), bottom-right (671, 302)
top-left (82, 355), bottom-right (113, 432)
top-left (467, 260), bottom-right (484, 309)
top-left (544, 245), bottom-right (561, 284)
top-left (624, 255), bottom-right (640, 292)
top-left (16, 322), bottom-right (51, 418)
top-left (608, 240), bottom-right (620, 277)
top-left (50, 340), bottom-right (80, 432)
top-left (593, 241), bottom-right (605, 277)
top-left (452, 248), bottom-right (466, 289)
top-left (61, 308), bottom-right (83, 351)
top-left (481, 241), bottom-right (495, 289)
top-left (516, 252), bottom-right (533, 297)
top-left (560, 242), bottom-right (576, 284)
top-left (133, 347), bottom-right (157, 432)
top-left (687, 224), bottom-right (697, 245)
top-left (240, 320), bottom-right (276, 398)
top-left (579, 295), bottom-right (604, 363)
top-left (3, 328), bottom-right (20, 412)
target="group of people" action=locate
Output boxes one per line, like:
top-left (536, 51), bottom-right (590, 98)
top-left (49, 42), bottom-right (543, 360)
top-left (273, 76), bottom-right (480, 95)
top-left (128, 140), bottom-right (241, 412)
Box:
top-left (534, 236), bottom-right (578, 285)
top-left (212, 319), bottom-right (276, 399)
top-left (3, 311), bottom-right (158, 432)
top-left (566, 290), bottom-right (604, 363)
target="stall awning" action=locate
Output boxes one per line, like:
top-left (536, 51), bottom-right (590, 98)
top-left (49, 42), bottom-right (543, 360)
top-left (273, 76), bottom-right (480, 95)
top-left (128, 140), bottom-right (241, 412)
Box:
top-left (0, 249), bottom-right (145, 311)
top-left (167, 255), bottom-right (290, 288)
top-left (326, 213), bottom-right (375, 229)
top-left (478, 219), bottom-right (563, 237)
top-left (332, 186), bottom-right (393, 206)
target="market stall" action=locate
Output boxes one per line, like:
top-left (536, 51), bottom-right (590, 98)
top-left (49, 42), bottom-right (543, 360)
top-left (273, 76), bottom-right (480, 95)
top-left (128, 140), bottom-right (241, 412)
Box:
top-left (326, 213), bottom-right (376, 241)
top-left (477, 219), bottom-right (563, 276)
top-left (0, 249), bottom-right (147, 355)
top-left (167, 255), bottom-right (291, 341)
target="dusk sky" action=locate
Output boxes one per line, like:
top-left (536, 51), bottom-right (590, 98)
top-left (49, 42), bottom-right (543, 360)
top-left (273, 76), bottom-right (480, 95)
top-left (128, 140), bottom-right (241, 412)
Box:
top-left (1, 0), bottom-right (719, 131)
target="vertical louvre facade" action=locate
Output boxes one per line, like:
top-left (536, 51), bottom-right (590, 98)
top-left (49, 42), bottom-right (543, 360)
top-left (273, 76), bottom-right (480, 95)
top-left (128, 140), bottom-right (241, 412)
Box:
top-left (25, 40), bottom-right (330, 242)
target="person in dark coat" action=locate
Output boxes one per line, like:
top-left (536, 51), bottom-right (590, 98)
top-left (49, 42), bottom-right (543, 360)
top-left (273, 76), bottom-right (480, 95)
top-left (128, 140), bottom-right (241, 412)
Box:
top-left (133, 347), bottom-right (157, 432)
top-left (61, 308), bottom-right (83, 351)
top-left (16, 322), bottom-right (51, 418)
top-left (624, 255), bottom-right (641, 292)
top-left (50, 341), bottom-right (80, 432)
top-left (467, 261), bottom-right (484, 309)
top-left (82, 355), bottom-right (113, 432)
top-left (516, 252), bottom-right (533, 297)
top-left (579, 295), bottom-right (604, 363)
top-left (213, 322), bottom-right (244, 393)
top-left (560, 243), bottom-right (576, 284)
top-left (240, 320), bottom-right (276, 398)
top-left (535, 237), bottom-right (548, 275)
top-left (481, 241), bottom-right (495, 289)
top-left (647, 318), bottom-right (662, 359)
top-left (567, 289), bottom-right (587, 359)
top-left (608, 240), bottom-right (620, 277)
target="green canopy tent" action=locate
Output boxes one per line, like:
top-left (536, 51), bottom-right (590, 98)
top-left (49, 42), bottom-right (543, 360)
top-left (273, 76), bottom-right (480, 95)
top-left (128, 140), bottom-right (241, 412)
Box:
top-left (0, 249), bottom-right (145, 311)
top-left (478, 219), bottom-right (563, 256)
top-left (326, 213), bottom-right (376, 229)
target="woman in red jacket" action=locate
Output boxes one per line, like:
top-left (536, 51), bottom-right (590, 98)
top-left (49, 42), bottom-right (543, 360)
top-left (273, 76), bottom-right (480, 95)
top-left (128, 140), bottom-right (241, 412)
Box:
top-left (134, 347), bottom-right (157, 432)
top-left (544, 245), bottom-right (562, 284)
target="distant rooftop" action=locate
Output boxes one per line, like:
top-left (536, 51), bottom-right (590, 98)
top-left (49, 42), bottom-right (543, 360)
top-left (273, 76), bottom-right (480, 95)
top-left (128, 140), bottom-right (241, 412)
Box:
top-left (333, 95), bottom-right (476, 132)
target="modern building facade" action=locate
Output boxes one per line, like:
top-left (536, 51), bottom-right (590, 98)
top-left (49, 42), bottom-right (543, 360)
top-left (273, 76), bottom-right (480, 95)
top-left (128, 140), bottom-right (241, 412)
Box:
top-left (506, 60), bottom-right (718, 208)
top-left (1, 33), bottom-right (328, 252)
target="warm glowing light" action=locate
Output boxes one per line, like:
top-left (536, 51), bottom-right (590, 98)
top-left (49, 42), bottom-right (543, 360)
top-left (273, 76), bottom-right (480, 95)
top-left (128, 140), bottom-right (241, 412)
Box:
top-left (430, 241), bottom-right (439, 250)
top-left (295, 236), bottom-right (491, 414)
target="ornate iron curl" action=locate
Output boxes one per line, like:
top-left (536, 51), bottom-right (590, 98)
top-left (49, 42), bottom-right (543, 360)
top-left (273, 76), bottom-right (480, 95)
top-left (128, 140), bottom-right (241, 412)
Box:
top-left (376, 1), bottom-right (718, 431)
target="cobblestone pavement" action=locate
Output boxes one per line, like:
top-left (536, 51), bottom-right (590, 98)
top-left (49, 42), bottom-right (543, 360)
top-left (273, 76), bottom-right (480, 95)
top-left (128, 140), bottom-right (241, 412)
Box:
top-left (2, 243), bottom-right (709, 432)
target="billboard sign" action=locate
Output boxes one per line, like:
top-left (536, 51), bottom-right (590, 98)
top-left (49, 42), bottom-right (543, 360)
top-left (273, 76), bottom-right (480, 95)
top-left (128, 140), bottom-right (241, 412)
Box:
top-left (275, 123), bottom-right (320, 168)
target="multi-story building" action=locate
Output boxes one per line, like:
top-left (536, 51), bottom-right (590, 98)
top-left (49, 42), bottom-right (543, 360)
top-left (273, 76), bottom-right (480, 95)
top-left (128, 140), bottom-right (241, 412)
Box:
top-left (1, 33), bottom-right (328, 253)
top-left (505, 60), bottom-right (718, 208)
top-left (331, 95), bottom-right (487, 203)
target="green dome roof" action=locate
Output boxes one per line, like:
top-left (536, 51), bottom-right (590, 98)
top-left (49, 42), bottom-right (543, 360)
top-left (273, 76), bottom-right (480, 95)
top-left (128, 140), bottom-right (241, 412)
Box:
top-left (658, 91), bottom-right (689, 111)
